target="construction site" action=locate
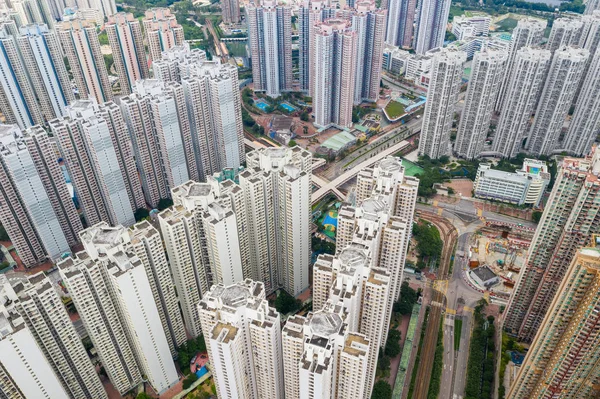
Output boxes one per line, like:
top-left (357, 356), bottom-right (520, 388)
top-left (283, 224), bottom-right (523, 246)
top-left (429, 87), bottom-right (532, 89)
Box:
top-left (467, 223), bottom-right (534, 297)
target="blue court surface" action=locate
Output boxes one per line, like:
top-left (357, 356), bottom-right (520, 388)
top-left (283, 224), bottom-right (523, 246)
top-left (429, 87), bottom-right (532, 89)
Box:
top-left (255, 99), bottom-right (270, 112)
top-left (280, 102), bottom-right (296, 112)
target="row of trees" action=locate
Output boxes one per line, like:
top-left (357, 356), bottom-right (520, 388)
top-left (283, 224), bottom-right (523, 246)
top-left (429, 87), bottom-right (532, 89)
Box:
top-left (465, 299), bottom-right (496, 399)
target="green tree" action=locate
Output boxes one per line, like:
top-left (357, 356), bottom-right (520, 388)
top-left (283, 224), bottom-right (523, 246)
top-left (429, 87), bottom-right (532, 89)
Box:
top-left (157, 198), bottom-right (173, 211)
top-left (377, 353), bottom-right (391, 371)
top-left (532, 211), bottom-right (543, 223)
top-left (134, 208), bottom-right (150, 222)
top-left (371, 381), bottom-right (392, 399)
top-left (183, 373), bottom-right (198, 390)
top-left (384, 329), bottom-right (401, 358)
top-left (274, 290), bottom-right (300, 314)
top-left (300, 111), bottom-right (309, 121)
top-left (136, 393), bottom-right (153, 399)
top-left (393, 282), bottom-right (418, 315)
top-left (98, 31), bottom-right (109, 45)
top-left (0, 224), bottom-right (8, 241)
top-left (288, 139), bottom-right (297, 147)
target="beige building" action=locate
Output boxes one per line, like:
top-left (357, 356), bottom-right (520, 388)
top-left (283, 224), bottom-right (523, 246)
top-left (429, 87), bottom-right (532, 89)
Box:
top-left (143, 8), bottom-right (184, 63)
top-left (152, 42), bottom-right (207, 83)
top-left (507, 245), bottom-right (600, 398)
top-left (105, 13), bottom-right (149, 95)
top-left (198, 280), bottom-right (284, 399)
top-left (57, 19), bottom-right (113, 103)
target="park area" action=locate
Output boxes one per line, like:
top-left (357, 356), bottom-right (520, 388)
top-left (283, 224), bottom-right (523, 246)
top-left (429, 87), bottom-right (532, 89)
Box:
top-left (315, 207), bottom-right (339, 240)
top-left (383, 93), bottom-right (426, 122)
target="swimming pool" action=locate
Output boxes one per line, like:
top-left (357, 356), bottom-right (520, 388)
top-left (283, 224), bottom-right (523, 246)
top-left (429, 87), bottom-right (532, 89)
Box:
top-left (255, 99), bottom-right (270, 112)
top-left (280, 102), bottom-right (296, 112)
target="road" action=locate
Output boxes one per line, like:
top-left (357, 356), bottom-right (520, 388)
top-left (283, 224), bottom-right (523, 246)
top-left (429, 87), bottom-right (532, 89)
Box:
top-left (311, 138), bottom-right (413, 204)
top-left (411, 214), bottom-right (458, 399)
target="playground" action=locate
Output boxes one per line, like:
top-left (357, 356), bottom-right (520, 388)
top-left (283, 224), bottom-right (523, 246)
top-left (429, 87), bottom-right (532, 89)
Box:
top-left (401, 158), bottom-right (424, 177)
top-left (254, 98), bottom-right (271, 112)
top-left (313, 198), bottom-right (340, 240)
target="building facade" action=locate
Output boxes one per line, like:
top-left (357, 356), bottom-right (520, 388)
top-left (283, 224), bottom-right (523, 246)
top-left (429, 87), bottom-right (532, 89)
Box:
top-left (143, 8), bottom-right (184, 63)
top-left (417, 48), bottom-right (466, 159)
top-left (414, 0), bottom-right (451, 54)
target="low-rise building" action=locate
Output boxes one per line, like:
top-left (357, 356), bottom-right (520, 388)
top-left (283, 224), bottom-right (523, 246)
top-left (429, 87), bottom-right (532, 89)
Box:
top-left (452, 15), bottom-right (491, 40)
top-left (470, 265), bottom-right (499, 288)
top-left (382, 46), bottom-right (412, 76)
top-left (473, 159), bottom-right (550, 206)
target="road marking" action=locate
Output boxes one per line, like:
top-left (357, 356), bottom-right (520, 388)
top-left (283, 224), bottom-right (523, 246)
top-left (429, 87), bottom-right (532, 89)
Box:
top-left (433, 279), bottom-right (448, 294)
top-left (464, 306), bottom-right (474, 313)
top-left (446, 308), bottom-right (456, 315)
top-left (438, 207), bottom-right (443, 216)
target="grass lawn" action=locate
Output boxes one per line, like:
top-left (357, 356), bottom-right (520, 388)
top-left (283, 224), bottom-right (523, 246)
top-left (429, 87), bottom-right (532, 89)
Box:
top-left (454, 319), bottom-right (463, 351)
top-left (385, 100), bottom-right (406, 119)
top-left (496, 17), bottom-right (518, 32)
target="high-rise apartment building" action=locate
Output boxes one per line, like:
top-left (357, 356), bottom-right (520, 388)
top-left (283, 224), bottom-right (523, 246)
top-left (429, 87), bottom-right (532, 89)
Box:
top-left (106, 13), bottom-right (149, 95)
top-left (57, 19), bottom-right (113, 104)
top-left (312, 19), bottom-right (357, 128)
top-left (152, 42), bottom-right (207, 83)
top-left (283, 311), bottom-right (371, 399)
top-left (11, 273), bottom-right (107, 399)
top-left (350, 0), bottom-right (387, 104)
top-left (573, 11), bottom-right (600, 104)
top-left (16, 24), bottom-right (73, 121)
top-left (157, 205), bottom-right (206, 337)
top-left (0, 125), bottom-right (73, 264)
top-left (507, 245), bottom-right (600, 398)
top-left (143, 8), bottom-right (184, 63)
top-left (494, 18), bottom-right (546, 111)
top-left (385, 0), bottom-right (416, 48)
top-left (79, 224), bottom-right (178, 394)
top-left (491, 47), bottom-right (551, 158)
top-left (246, 0), bottom-right (292, 98)
top-left (504, 147), bottom-right (600, 342)
top-left (414, 0), bottom-right (451, 54)
top-left (546, 17), bottom-right (584, 53)
top-left (11, 0), bottom-right (54, 28)
top-left (181, 61), bottom-right (244, 179)
top-left (337, 156), bottom-right (417, 346)
top-left (49, 100), bottom-right (139, 227)
top-left (221, 0), bottom-right (240, 23)
top-left (298, 0), bottom-right (336, 93)
top-left (418, 48), bottom-right (466, 159)
top-left (0, 22), bottom-right (42, 128)
top-left (120, 79), bottom-right (190, 207)
top-left (0, 280), bottom-right (71, 399)
top-left (564, 50), bottom-right (600, 155)
top-left (243, 147), bottom-right (312, 296)
top-left (527, 46), bottom-right (588, 156)
top-left (71, 0), bottom-right (116, 21)
top-left (57, 252), bottom-right (143, 396)
top-left (454, 48), bottom-right (508, 159)
top-left (79, 221), bottom-right (186, 356)
top-left (198, 280), bottom-right (284, 399)
top-left (585, 0), bottom-right (600, 14)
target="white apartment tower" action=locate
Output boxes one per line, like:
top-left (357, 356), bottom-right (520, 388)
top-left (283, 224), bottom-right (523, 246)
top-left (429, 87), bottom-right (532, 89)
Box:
top-left (152, 43), bottom-right (207, 83)
top-left (143, 8), bottom-right (185, 63)
top-left (0, 282), bottom-right (70, 399)
top-left (418, 48), bottom-right (466, 159)
top-left (313, 19), bottom-right (357, 128)
top-left (491, 47), bottom-right (551, 158)
top-left (157, 205), bottom-right (205, 337)
top-left (454, 48), bottom-right (508, 159)
top-left (351, 0), bottom-right (387, 104)
top-left (244, 147), bottom-right (312, 296)
top-left (494, 18), bottom-right (546, 111)
top-left (106, 13), bottom-right (149, 95)
top-left (564, 50), bottom-right (600, 155)
top-left (546, 17), bottom-right (584, 53)
top-left (120, 80), bottom-right (190, 208)
top-left (57, 19), bottom-right (113, 104)
top-left (49, 100), bottom-right (138, 227)
top-left (181, 61), bottom-right (244, 179)
top-left (385, 0), bottom-right (416, 48)
top-left (414, 0), bottom-right (451, 54)
top-left (0, 125), bottom-right (71, 262)
top-left (57, 253), bottom-right (142, 396)
top-left (11, 273), bottom-right (107, 399)
top-left (527, 46), bottom-right (588, 156)
top-left (198, 280), bottom-right (284, 399)
top-left (586, 0), bottom-right (600, 14)
top-left (298, 0), bottom-right (336, 93)
top-left (283, 311), bottom-right (370, 399)
top-left (79, 221), bottom-right (186, 356)
top-left (221, 0), bottom-right (240, 23)
top-left (246, 0), bottom-right (292, 98)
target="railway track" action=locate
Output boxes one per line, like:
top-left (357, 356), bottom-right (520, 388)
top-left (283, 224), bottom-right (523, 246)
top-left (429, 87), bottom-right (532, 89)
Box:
top-left (411, 212), bottom-right (458, 399)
